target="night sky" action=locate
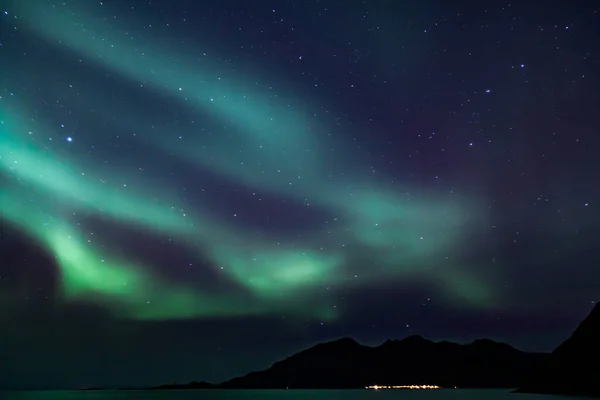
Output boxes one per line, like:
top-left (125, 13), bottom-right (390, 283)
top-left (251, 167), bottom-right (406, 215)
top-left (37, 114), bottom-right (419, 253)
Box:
top-left (1, 0), bottom-right (599, 390)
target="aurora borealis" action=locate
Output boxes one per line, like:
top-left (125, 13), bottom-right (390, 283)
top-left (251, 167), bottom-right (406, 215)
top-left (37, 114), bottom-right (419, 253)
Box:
top-left (1, 0), bottom-right (599, 390)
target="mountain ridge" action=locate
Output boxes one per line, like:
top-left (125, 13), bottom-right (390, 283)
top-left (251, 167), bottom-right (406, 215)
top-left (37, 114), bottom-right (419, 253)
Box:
top-left (515, 301), bottom-right (600, 397)
top-left (141, 335), bottom-right (547, 390)
top-left (122, 302), bottom-right (600, 395)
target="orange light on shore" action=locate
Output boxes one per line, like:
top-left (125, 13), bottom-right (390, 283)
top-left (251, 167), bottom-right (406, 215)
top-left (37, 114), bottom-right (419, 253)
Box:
top-left (365, 384), bottom-right (441, 390)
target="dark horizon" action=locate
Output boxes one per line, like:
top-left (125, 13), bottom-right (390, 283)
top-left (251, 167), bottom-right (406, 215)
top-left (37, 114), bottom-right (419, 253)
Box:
top-left (1, 0), bottom-right (599, 391)
top-left (0, 308), bottom-right (593, 391)
top-left (0, 334), bottom-right (558, 391)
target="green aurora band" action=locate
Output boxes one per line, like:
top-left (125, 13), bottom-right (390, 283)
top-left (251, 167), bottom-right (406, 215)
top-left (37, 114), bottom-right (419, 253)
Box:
top-left (1, 0), bottom-right (496, 320)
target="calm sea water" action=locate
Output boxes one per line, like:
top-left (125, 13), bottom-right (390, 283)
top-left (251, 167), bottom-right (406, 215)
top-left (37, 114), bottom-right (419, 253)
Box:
top-left (0, 389), bottom-right (587, 400)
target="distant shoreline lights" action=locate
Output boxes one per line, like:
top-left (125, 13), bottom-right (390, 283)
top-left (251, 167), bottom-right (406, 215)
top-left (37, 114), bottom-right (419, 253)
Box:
top-left (365, 385), bottom-right (441, 390)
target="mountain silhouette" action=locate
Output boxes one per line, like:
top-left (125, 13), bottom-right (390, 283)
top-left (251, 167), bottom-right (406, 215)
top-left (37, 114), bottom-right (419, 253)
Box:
top-left (103, 302), bottom-right (600, 392)
top-left (138, 335), bottom-right (543, 390)
top-left (215, 335), bottom-right (546, 389)
top-left (516, 301), bottom-right (600, 397)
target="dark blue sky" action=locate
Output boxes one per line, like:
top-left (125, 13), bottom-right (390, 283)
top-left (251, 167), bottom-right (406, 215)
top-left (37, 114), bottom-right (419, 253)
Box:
top-left (0, 0), bottom-right (599, 389)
